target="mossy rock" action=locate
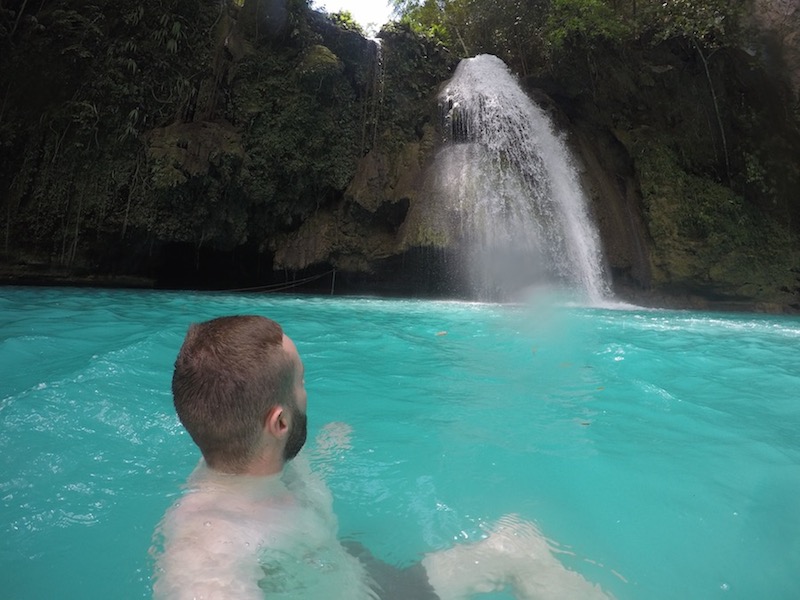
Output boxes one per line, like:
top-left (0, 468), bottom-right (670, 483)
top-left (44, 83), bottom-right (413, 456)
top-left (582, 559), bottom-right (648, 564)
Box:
top-left (623, 127), bottom-right (798, 303)
top-left (298, 44), bottom-right (344, 79)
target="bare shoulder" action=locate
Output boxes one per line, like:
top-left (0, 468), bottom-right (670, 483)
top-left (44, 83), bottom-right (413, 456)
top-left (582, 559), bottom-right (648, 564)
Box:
top-left (153, 491), bottom-right (279, 600)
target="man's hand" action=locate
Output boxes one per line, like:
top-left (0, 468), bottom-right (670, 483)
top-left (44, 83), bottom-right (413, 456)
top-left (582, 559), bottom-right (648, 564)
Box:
top-left (315, 421), bottom-right (353, 455)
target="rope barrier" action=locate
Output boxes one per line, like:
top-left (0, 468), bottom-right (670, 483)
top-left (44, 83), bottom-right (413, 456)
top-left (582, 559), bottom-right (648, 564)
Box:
top-left (219, 269), bottom-right (336, 294)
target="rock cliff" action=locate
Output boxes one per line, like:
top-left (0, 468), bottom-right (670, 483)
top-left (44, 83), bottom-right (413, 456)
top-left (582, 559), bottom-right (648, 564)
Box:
top-left (0, 0), bottom-right (797, 311)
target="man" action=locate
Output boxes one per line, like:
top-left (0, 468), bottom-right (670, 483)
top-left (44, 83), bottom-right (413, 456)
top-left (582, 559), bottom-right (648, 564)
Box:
top-left (153, 315), bottom-right (611, 600)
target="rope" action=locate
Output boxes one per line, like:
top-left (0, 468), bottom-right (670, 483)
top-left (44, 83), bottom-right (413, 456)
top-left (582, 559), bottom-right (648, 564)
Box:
top-left (219, 269), bottom-right (336, 294)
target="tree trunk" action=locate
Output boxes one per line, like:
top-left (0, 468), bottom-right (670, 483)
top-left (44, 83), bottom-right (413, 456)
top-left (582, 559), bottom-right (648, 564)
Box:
top-left (122, 154), bottom-right (141, 239)
top-left (9, 0), bottom-right (31, 39)
top-left (5, 203), bottom-right (10, 255)
top-left (694, 38), bottom-right (730, 183)
top-left (195, 229), bottom-right (206, 272)
top-left (70, 193), bottom-right (82, 267)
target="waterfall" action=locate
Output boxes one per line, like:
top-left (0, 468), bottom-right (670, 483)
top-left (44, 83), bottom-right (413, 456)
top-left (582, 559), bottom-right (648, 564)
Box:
top-left (361, 38), bottom-right (385, 154)
top-left (431, 54), bottom-right (610, 303)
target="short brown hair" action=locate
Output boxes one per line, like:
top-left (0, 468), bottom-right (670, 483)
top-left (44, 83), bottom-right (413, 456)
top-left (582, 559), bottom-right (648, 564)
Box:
top-left (172, 315), bottom-right (295, 472)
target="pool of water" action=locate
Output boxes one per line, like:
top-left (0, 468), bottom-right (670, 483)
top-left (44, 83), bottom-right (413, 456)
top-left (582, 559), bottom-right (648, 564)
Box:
top-left (1, 287), bottom-right (799, 599)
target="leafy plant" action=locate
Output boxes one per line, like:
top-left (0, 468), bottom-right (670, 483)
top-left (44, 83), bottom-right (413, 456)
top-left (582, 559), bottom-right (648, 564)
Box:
top-left (545, 0), bottom-right (630, 51)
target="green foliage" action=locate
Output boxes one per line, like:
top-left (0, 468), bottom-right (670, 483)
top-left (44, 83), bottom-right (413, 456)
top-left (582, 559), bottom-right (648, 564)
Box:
top-left (220, 23), bottom-right (364, 232)
top-left (546, 0), bottom-right (630, 52)
top-left (298, 44), bottom-right (344, 78)
top-left (391, 0), bottom-right (748, 71)
top-left (637, 0), bottom-right (744, 45)
top-left (393, 0), bottom-right (450, 43)
top-left (329, 10), bottom-right (363, 34)
top-left (0, 0), bottom-right (225, 263)
top-left (629, 130), bottom-right (797, 299)
top-left (393, 0), bottom-right (550, 74)
top-left (377, 23), bottom-right (455, 149)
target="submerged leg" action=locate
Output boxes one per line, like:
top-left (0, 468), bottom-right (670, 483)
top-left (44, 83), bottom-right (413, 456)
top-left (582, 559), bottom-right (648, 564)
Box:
top-left (343, 540), bottom-right (440, 600)
top-left (421, 515), bottom-right (612, 600)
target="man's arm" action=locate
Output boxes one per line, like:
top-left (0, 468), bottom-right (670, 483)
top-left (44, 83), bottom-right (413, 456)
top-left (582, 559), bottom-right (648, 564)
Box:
top-left (307, 421), bottom-right (353, 478)
top-left (153, 510), bottom-right (265, 600)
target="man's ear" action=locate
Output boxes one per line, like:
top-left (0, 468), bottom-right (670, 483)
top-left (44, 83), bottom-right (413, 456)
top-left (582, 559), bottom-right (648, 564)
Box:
top-left (265, 405), bottom-right (289, 438)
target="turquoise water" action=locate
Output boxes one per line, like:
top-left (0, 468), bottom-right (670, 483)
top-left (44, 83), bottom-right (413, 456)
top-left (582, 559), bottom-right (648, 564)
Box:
top-left (1, 287), bottom-right (799, 599)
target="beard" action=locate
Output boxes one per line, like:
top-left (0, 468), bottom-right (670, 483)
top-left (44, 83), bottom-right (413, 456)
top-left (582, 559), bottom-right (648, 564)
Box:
top-left (283, 406), bottom-right (307, 462)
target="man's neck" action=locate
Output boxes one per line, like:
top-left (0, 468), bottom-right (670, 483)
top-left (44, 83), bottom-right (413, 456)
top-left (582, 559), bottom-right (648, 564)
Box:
top-left (207, 451), bottom-right (285, 477)
top-left (240, 456), bottom-right (285, 477)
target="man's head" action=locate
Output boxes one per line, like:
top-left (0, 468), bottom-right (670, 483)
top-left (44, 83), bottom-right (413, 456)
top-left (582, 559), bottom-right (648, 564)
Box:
top-left (172, 315), bottom-right (307, 474)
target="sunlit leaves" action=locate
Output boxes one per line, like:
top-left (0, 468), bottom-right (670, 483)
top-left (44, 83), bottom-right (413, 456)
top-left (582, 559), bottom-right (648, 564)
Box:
top-left (391, 0), bottom-right (747, 69)
top-left (639, 0), bottom-right (744, 45)
top-left (392, 0), bottom-right (550, 73)
top-left (546, 0), bottom-right (629, 50)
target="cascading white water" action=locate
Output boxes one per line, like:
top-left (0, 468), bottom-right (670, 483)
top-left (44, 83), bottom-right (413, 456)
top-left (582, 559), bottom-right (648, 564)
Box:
top-left (432, 54), bottom-right (610, 303)
top-left (362, 37), bottom-right (385, 153)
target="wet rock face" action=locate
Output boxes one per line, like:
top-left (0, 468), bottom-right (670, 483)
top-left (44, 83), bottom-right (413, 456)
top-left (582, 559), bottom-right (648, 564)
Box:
top-left (570, 126), bottom-right (652, 292)
top-left (271, 138), bottom-right (429, 273)
top-left (750, 0), bottom-right (800, 96)
top-left (1, 3), bottom-right (797, 310)
top-left (264, 16), bottom-right (799, 310)
top-left (520, 32), bottom-right (800, 311)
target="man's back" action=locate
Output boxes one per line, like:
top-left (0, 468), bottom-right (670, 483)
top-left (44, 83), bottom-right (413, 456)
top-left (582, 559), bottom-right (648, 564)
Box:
top-left (152, 457), bottom-right (377, 600)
